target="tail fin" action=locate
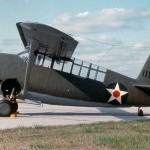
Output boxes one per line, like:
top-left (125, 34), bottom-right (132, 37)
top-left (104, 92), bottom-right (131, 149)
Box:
top-left (136, 55), bottom-right (150, 85)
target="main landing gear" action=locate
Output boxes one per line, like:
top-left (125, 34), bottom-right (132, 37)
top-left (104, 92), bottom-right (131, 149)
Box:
top-left (0, 100), bottom-right (18, 117)
top-left (0, 79), bottom-right (21, 117)
top-left (138, 107), bottom-right (144, 116)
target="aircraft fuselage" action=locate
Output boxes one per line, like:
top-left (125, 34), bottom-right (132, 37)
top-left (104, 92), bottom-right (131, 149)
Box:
top-left (0, 53), bottom-right (150, 107)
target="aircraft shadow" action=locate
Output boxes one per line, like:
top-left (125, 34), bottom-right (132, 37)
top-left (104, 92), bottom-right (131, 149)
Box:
top-left (97, 107), bottom-right (150, 120)
top-left (20, 107), bottom-right (150, 121)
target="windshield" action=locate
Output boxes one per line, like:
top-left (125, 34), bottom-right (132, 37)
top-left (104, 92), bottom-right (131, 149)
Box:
top-left (17, 50), bottom-right (29, 62)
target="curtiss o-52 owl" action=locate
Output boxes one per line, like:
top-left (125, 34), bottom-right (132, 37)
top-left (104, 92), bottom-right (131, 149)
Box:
top-left (0, 22), bottom-right (149, 117)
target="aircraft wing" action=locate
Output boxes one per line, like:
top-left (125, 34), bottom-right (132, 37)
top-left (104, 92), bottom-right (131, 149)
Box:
top-left (16, 22), bottom-right (78, 60)
top-left (134, 84), bottom-right (150, 96)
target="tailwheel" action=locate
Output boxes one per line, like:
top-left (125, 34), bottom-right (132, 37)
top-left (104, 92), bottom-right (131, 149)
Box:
top-left (0, 100), bottom-right (18, 117)
top-left (138, 107), bottom-right (144, 116)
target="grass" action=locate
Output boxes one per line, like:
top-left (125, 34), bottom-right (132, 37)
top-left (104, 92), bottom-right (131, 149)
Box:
top-left (0, 120), bottom-right (149, 150)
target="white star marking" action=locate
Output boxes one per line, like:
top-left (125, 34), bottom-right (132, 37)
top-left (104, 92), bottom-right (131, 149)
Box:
top-left (106, 83), bottom-right (128, 104)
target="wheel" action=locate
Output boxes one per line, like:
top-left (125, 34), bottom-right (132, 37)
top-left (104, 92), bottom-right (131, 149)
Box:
top-left (138, 108), bottom-right (144, 116)
top-left (11, 102), bottom-right (18, 114)
top-left (0, 100), bottom-right (13, 117)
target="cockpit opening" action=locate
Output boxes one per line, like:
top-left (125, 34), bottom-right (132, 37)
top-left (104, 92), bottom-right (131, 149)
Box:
top-left (18, 50), bottom-right (107, 82)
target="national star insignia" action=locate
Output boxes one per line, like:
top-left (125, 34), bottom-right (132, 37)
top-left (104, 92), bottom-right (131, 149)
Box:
top-left (106, 83), bottom-right (128, 104)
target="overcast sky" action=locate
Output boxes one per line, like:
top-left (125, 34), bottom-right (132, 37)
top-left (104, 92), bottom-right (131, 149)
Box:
top-left (0, 0), bottom-right (150, 78)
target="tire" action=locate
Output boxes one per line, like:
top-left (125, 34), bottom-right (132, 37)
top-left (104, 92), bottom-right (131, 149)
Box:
top-left (138, 109), bottom-right (143, 116)
top-left (11, 102), bottom-right (18, 114)
top-left (0, 100), bottom-right (13, 117)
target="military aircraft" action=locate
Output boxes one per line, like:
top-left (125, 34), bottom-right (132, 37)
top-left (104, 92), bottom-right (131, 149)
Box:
top-left (0, 22), bottom-right (149, 117)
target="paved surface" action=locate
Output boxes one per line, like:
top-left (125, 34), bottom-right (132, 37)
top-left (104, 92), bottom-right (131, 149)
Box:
top-left (0, 103), bottom-right (150, 129)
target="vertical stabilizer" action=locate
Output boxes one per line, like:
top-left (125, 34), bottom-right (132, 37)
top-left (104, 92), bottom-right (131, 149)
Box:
top-left (136, 55), bottom-right (150, 85)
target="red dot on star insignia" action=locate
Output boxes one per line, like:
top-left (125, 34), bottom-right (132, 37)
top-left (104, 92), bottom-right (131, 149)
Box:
top-left (113, 90), bottom-right (120, 98)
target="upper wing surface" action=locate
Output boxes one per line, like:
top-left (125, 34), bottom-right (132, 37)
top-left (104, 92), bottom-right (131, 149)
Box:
top-left (16, 22), bottom-right (78, 59)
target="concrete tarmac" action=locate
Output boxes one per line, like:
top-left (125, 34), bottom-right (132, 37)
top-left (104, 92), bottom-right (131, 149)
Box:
top-left (0, 103), bottom-right (150, 129)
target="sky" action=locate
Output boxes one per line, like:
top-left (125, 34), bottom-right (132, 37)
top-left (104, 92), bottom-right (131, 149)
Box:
top-left (0, 0), bottom-right (150, 78)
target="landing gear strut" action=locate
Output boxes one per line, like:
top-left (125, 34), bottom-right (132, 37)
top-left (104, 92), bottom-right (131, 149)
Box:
top-left (138, 107), bottom-right (144, 116)
top-left (0, 78), bottom-right (21, 117)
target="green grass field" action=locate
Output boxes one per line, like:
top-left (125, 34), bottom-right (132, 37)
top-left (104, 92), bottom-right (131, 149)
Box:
top-left (0, 120), bottom-right (150, 150)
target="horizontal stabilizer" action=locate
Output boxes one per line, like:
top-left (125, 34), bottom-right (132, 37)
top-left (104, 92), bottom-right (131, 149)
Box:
top-left (134, 84), bottom-right (150, 96)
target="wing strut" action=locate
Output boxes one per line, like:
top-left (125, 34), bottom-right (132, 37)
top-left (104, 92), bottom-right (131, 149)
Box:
top-left (21, 39), bottom-right (38, 97)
